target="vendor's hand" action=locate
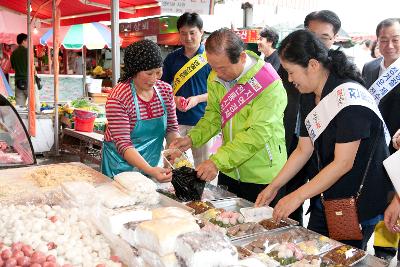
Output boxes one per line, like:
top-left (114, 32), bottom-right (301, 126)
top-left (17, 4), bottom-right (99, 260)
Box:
top-left (147, 167), bottom-right (172, 182)
top-left (184, 96), bottom-right (200, 111)
top-left (392, 129), bottom-right (400, 150)
top-left (384, 196), bottom-right (400, 232)
top-left (196, 159), bottom-right (218, 182)
top-left (255, 184), bottom-right (279, 207)
top-left (174, 96), bottom-right (187, 112)
top-left (169, 136), bottom-right (193, 152)
top-left (272, 192), bottom-right (304, 222)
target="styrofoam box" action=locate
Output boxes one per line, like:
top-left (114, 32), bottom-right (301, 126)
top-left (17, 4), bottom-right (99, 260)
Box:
top-left (88, 78), bottom-right (103, 93)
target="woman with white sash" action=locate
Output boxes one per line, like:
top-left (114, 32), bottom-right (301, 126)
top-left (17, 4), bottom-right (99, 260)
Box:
top-left (256, 29), bottom-right (394, 249)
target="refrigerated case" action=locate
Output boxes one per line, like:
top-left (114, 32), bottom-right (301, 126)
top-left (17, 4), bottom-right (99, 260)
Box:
top-left (0, 94), bottom-right (36, 168)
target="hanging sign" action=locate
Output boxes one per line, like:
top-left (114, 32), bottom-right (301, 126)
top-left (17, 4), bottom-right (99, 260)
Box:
top-left (160, 0), bottom-right (214, 15)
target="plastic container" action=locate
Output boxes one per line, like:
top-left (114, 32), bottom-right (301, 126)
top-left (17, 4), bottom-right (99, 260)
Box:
top-left (73, 109), bottom-right (97, 119)
top-left (74, 116), bottom-right (96, 132)
top-left (161, 148), bottom-right (193, 169)
top-left (88, 78), bottom-right (103, 93)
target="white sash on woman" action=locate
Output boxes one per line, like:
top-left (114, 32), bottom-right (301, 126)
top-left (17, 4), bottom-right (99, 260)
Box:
top-left (368, 57), bottom-right (400, 103)
top-left (305, 82), bottom-right (390, 145)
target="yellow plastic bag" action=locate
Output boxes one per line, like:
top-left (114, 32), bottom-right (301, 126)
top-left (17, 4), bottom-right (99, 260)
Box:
top-left (374, 220), bottom-right (400, 248)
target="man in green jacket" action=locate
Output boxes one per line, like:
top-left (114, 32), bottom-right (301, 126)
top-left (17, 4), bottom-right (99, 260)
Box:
top-left (171, 28), bottom-right (287, 202)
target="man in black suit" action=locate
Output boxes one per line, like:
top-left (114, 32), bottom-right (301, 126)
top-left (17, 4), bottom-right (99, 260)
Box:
top-left (280, 10), bottom-right (342, 226)
top-left (363, 18), bottom-right (400, 154)
top-left (362, 17), bottom-right (400, 261)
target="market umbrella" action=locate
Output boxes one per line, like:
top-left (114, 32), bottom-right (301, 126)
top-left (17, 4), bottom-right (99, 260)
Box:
top-left (39, 22), bottom-right (112, 49)
top-left (0, 68), bottom-right (13, 97)
top-left (39, 22), bottom-right (117, 96)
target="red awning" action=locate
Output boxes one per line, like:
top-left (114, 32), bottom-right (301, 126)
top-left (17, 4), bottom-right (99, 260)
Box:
top-left (0, 0), bottom-right (160, 26)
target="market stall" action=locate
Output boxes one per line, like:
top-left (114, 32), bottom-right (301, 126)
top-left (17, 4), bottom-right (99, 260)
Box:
top-left (0, 147), bottom-right (391, 267)
top-left (61, 128), bottom-right (103, 165)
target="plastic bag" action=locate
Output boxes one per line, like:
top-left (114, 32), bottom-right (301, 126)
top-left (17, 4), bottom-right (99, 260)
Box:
top-left (171, 167), bottom-right (205, 201)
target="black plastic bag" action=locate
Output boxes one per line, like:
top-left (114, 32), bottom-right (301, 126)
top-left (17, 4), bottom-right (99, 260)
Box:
top-left (35, 75), bottom-right (42, 90)
top-left (171, 166), bottom-right (205, 201)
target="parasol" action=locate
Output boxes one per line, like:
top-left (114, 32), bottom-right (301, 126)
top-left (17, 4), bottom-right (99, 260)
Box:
top-left (39, 22), bottom-right (112, 49)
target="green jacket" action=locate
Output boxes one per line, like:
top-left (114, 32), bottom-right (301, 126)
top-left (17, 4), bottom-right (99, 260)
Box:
top-left (188, 51), bottom-right (287, 184)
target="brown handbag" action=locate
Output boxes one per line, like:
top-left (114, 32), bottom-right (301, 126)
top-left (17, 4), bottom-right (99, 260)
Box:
top-left (322, 196), bottom-right (363, 240)
top-left (319, 124), bottom-right (381, 241)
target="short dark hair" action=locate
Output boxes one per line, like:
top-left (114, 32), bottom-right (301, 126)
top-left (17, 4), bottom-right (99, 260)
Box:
top-left (304, 10), bottom-right (341, 35)
top-left (177, 12), bottom-right (203, 31)
top-left (376, 18), bottom-right (400, 37)
top-left (370, 40), bottom-right (379, 58)
top-left (205, 28), bottom-right (245, 64)
top-left (259, 26), bottom-right (279, 48)
top-left (17, 33), bottom-right (28, 45)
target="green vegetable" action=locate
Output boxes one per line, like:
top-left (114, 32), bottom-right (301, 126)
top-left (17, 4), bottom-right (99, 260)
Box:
top-left (71, 98), bottom-right (100, 113)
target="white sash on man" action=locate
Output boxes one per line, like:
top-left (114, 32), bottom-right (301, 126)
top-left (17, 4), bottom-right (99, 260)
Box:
top-left (368, 57), bottom-right (400, 103)
top-left (305, 82), bottom-right (391, 145)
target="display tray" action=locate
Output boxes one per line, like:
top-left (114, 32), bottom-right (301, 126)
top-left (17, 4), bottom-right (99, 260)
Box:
top-left (232, 227), bottom-right (296, 247)
top-left (157, 193), bottom-right (195, 214)
top-left (234, 226), bottom-right (339, 256)
top-left (351, 254), bottom-right (389, 267)
top-left (156, 182), bottom-right (236, 202)
top-left (0, 162), bottom-right (111, 205)
top-left (321, 244), bottom-right (367, 266)
top-left (226, 222), bottom-right (267, 241)
top-left (258, 217), bottom-right (299, 230)
top-left (210, 197), bottom-right (253, 212)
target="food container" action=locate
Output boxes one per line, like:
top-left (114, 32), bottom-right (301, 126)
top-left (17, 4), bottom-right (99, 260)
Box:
top-left (232, 230), bottom-right (304, 266)
top-left (156, 182), bottom-right (236, 202)
top-left (210, 197), bottom-right (254, 212)
top-left (321, 245), bottom-right (367, 266)
top-left (161, 148), bottom-right (193, 169)
top-left (240, 206), bottom-right (274, 222)
top-left (226, 222), bottom-right (266, 240)
top-left (203, 183), bottom-right (237, 200)
top-left (158, 192), bottom-right (194, 214)
top-left (258, 217), bottom-right (298, 231)
top-left (238, 226), bottom-right (340, 256)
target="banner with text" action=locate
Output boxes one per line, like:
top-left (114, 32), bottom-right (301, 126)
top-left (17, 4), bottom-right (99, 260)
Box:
top-left (160, 0), bottom-right (214, 15)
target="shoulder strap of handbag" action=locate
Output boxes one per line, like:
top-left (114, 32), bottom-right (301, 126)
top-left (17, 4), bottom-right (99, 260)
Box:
top-left (318, 122), bottom-right (382, 201)
top-left (368, 57), bottom-right (400, 104)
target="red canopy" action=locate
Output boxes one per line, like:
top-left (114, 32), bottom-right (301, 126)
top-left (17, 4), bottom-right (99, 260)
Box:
top-left (0, 0), bottom-right (160, 26)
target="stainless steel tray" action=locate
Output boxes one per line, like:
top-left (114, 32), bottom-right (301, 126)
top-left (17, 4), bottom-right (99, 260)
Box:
top-left (202, 183), bottom-right (236, 200)
top-left (210, 197), bottom-right (253, 212)
top-left (231, 227), bottom-right (293, 247)
top-left (352, 254), bottom-right (389, 267)
top-left (227, 222), bottom-right (268, 241)
top-left (157, 193), bottom-right (195, 213)
top-left (156, 182), bottom-right (236, 202)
